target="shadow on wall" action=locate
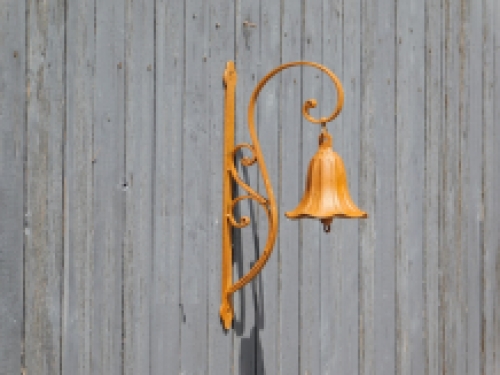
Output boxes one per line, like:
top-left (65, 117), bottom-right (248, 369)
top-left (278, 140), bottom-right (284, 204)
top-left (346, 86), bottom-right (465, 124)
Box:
top-left (232, 157), bottom-right (266, 375)
top-left (238, 327), bottom-right (265, 375)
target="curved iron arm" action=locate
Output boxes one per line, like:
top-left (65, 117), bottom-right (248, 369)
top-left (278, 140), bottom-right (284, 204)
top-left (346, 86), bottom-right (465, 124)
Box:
top-left (220, 61), bottom-right (344, 328)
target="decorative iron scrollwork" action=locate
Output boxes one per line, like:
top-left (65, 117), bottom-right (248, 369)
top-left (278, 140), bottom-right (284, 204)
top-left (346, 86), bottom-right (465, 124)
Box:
top-left (220, 60), bottom-right (344, 329)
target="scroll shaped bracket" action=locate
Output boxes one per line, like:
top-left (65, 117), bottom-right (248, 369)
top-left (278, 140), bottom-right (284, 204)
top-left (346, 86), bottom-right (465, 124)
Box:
top-left (220, 60), bottom-right (344, 329)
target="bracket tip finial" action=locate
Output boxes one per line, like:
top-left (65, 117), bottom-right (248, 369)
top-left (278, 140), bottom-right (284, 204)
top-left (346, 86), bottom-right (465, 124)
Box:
top-left (223, 61), bottom-right (237, 86)
top-left (219, 298), bottom-right (234, 330)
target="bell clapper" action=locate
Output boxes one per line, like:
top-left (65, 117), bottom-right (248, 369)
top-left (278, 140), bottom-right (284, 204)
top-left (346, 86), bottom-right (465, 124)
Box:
top-left (321, 218), bottom-right (333, 233)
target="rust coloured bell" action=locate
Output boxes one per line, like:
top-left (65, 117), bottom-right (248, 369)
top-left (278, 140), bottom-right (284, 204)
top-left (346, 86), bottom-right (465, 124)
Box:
top-left (285, 129), bottom-right (367, 232)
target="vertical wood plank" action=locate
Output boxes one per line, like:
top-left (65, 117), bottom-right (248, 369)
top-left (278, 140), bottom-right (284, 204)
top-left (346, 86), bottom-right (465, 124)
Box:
top-left (152, 0), bottom-right (184, 372)
top-left (372, 0), bottom-right (398, 372)
top-left (489, 0), bottom-right (500, 372)
top-left (93, 0), bottom-right (125, 372)
top-left (359, 1), bottom-right (376, 373)
top-left (456, 2), bottom-right (470, 374)
top-left (396, 1), bottom-right (426, 374)
top-left (207, 0), bottom-right (234, 373)
top-left (279, 0), bottom-right (302, 372)
top-left (442, 0), bottom-right (466, 373)
top-left (0, 1), bottom-right (25, 373)
top-left (256, 1), bottom-right (280, 374)
top-left (482, 0), bottom-right (497, 373)
top-left (463, 0), bottom-right (483, 372)
top-left (341, 0), bottom-right (364, 372)
top-left (123, 0), bottom-right (155, 372)
top-left (424, 0), bottom-right (443, 372)
top-left (25, 0), bottom-right (65, 373)
top-left (181, 0), bottom-right (210, 373)
top-left (320, 0), bottom-right (342, 373)
top-left (301, 0), bottom-right (322, 373)
top-left (233, 1), bottom-right (260, 373)
top-left (360, 0), bottom-right (398, 373)
top-left (63, 0), bottom-right (95, 373)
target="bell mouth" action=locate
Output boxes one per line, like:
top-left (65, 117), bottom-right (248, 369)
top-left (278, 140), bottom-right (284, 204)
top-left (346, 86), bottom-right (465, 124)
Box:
top-left (286, 211), bottom-right (368, 225)
top-left (286, 211), bottom-right (368, 233)
top-left (285, 212), bottom-right (368, 220)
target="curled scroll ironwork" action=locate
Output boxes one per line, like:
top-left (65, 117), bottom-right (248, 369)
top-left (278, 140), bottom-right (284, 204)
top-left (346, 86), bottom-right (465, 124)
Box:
top-left (228, 145), bottom-right (266, 206)
top-left (226, 61), bottom-right (344, 295)
top-left (233, 143), bottom-right (258, 167)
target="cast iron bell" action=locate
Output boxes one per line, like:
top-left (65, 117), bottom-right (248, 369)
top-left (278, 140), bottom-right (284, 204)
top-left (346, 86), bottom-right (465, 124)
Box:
top-left (285, 128), bottom-right (367, 232)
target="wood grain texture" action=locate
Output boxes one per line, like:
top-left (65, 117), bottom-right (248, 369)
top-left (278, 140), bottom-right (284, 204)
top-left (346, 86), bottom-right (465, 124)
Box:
top-left (279, 0), bottom-right (302, 372)
top-left (0, 1), bottom-right (25, 373)
top-left (62, 0), bottom-right (95, 373)
top-left (123, 0), bottom-right (155, 372)
top-left (25, 0), bottom-right (65, 373)
top-left (257, 1), bottom-right (281, 374)
top-left (180, 0), bottom-right (210, 373)
top-left (372, 0), bottom-right (398, 372)
top-left (359, 0), bottom-right (378, 372)
top-left (442, 1), bottom-right (467, 374)
top-left (488, 1), bottom-right (500, 372)
top-left (463, 0), bottom-right (483, 373)
top-left (360, 1), bottom-right (396, 374)
top-left (93, 0), bottom-right (126, 372)
top-left (482, 0), bottom-right (498, 374)
top-left (325, 0), bottom-right (361, 372)
top-left (424, 0), bottom-right (443, 373)
top-left (396, 0), bottom-right (426, 374)
top-left (152, 0), bottom-right (184, 373)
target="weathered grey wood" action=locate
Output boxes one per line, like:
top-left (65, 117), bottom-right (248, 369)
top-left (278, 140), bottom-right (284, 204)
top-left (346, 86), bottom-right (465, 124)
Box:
top-left (152, 0), bottom-right (184, 372)
top-left (207, 0), bottom-right (234, 373)
top-left (442, 1), bottom-right (466, 374)
top-left (396, 1), bottom-right (426, 374)
top-left (424, 0), bottom-right (443, 373)
top-left (256, 1), bottom-right (281, 374)
top-left (456, 4), bottom-right (472, 374)
top-left (328, 0), bottom-right (362, 372)
top-left (342, 12), bottom-right (361, 373)
top-left (25, 0), bottom-right (65, 373)
top-left (488, 2), bottom-right (500, 372)
top-left (482, 0), bottom-right (497, 373)
top-left (321, 21), bottom-right (338, 374)
top-left (372, 1), bottom-right (398, 373)
top-left (93, 0), bottom-right (125, 372)
top-left (359, 0), bottom-right (376, 375)
top-left (0, 1), bottom-right (25, 373)
top-left (463, 0), bottom-right (483, 373)
top-left (279, 0), bottom-right (302, 372)
top-left (359, 0), bottom-right (381, 373)
top-left (301, 1), bottom-right (322, 373)
top-left (62, 0), bottom-right (95, 373)
top-left (320, 1), bottom-right (343, 373)
top-left (233, 2), bottom-right (260, 374)
top-left (181, 0), bottom-right (210, 373)
top-left (3, 1), bottom-right (500, 374)
top-left (123, 0), bottom-right (155, 372)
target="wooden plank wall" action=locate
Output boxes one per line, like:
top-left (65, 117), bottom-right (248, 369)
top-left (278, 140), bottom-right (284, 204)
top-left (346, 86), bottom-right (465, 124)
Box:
top-left (0, 0), bottom-right (499, 374)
